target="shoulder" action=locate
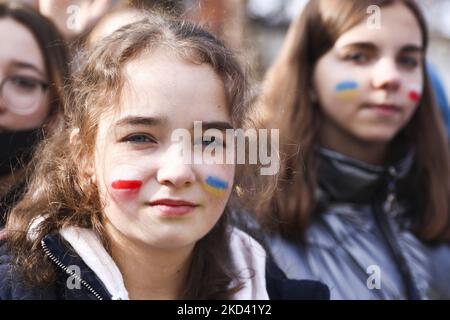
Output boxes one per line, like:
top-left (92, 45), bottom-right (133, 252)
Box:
top-left (0, 240), bottom-right (13, 299)
top-left (265, 257), bottom-right (329, 300)
top-left (0, 240), bottom-right (20, 300)
top-left (0, 240), bottom-right (59, 300)
top-left (228, 228), bottom-right (329, 300)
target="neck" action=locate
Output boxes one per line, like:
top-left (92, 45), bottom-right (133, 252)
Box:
top-left (106, 223), bottom-right (193, 300)
top-left (319, 120), bottom-right (388, 166)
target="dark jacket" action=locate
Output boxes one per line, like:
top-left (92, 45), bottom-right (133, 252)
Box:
top-left (0, 231), bottom-right (329, 300)
top-left (269, 147), bottom-right (450, 300)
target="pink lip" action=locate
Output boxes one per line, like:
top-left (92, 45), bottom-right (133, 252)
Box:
top-left (365, 104), bottom-right (402, 116)
top-left (148, 199), bottom-right (198, 217)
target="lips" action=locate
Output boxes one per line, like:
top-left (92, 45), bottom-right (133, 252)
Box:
top-left (364, 103), bottom-right (402, 116)
top-left (147, 199), bottom-right (198, 217)
top-left (149, 199), bottom-right (197, 206)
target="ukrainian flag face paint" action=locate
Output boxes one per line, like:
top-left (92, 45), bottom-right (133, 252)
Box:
top-left (92, 51), bottom-right (237, 253)
top-left (335, 81), bottom-right (359, 101)
top-left (312, 3), bottom-right (424, 145)
top-left (202, 175), bottom-right (229, 198)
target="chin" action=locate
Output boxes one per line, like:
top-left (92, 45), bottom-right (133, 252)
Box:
top-left (140, 232), bottom-right (198, 250)
top-left (356, 129), bottom-right (399, 144)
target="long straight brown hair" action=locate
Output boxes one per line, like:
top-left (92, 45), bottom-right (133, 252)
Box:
top-left (257, 0), bottom-right (450, 243)
top-left (6, 12), bottom-right (253, 299)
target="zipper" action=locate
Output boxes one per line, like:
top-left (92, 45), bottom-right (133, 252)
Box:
top-left (41, 239), bottom-right (104, 300)
top-left (374, 166), bottom-right (421, 299)
top-left (383, 166), bottom-right (398, 215)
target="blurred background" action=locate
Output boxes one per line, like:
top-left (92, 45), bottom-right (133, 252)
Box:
top-left (18, 0), bottom-right (450, 96)
top-left (246, 0), bottom-right (450, 95)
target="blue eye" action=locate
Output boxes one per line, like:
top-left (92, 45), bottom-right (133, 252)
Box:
top-left (122, 134), bottom-right (155, 144)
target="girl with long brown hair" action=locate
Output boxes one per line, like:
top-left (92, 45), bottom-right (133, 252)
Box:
top-left (0, 1), bottom-right (69, 228)
top-left (257, 0), bottom-right (450, 299)
top-left (0, 12), bottom-right (328, 300)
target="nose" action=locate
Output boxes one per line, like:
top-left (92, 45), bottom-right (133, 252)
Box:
top-left (156, 143), bottom-right (196, 188)
top-left (371, 57), bottom-right (401, 92)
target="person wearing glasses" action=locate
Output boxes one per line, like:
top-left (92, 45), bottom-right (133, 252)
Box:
top-left (0, 1), bottom-right (69, 228)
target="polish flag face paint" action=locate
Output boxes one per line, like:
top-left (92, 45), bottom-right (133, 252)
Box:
top-left (202, 176), bottom-right (229, 198)
top-left (111, 180), bottom-right (142, 190)
top-left (408, 90), bottom-right (421, 103)
top-left (109, 167), bottom-right (144, 201)
top-left (408, 84), bottom-right (422, 103)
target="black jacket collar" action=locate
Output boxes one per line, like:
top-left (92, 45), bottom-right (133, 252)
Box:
top-left (315, 146), bottom-right (414, 204)
top-left (42, 233), bottom-right (112, 300)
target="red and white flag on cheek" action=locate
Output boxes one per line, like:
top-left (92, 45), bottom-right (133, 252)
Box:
top-left (408, 84), bottom-right (422, 103)
top-left (109, 167), bottom-right (143, 191)
top-left (111, 180), bottom-right (142, 190)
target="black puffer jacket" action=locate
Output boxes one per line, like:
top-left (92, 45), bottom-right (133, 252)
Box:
top-left (0, 230), bottom-right (329, 300)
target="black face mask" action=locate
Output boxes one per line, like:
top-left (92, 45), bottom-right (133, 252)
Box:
top-left (0, 128), bottom-right (42, 177)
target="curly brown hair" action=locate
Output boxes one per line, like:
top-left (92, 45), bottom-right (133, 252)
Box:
top-left (6, 12), bottom-right (256, 299)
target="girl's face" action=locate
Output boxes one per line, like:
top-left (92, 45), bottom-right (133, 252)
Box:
top-left (93, 50), bottom-right (234, 251)
top-left (0, 18), bottom-right (50, 131)
top-left (313, 3), bottom-right (423, 144)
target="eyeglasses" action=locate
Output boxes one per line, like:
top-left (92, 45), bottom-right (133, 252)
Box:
top-left (0, 75), bottom-right (49, 116)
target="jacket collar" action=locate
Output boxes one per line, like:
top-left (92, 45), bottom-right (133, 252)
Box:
top-left (42, 226), bottom-right (270, 300)
top-left (59, 227), bottom-right (129, 300)
top-left (315, 146), bottom-right (415, 204)
top-left (41, 231), bottom-right (113, 300)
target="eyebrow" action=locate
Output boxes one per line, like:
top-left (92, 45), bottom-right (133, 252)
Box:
top-left (340, 42), bottom-right (378, 51)
top-left (400, 45), bottom-right (424, 54)
top-left (11, 60), bottom-right (46, 78)
top-left (115, 116), bottom-right (168, 127)
top-left (340, 42), bottom-right (424, 53)
top-left (200, 121), bottom-right (233, 131)
top-left (114, 117), bottom-right (233, 131)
